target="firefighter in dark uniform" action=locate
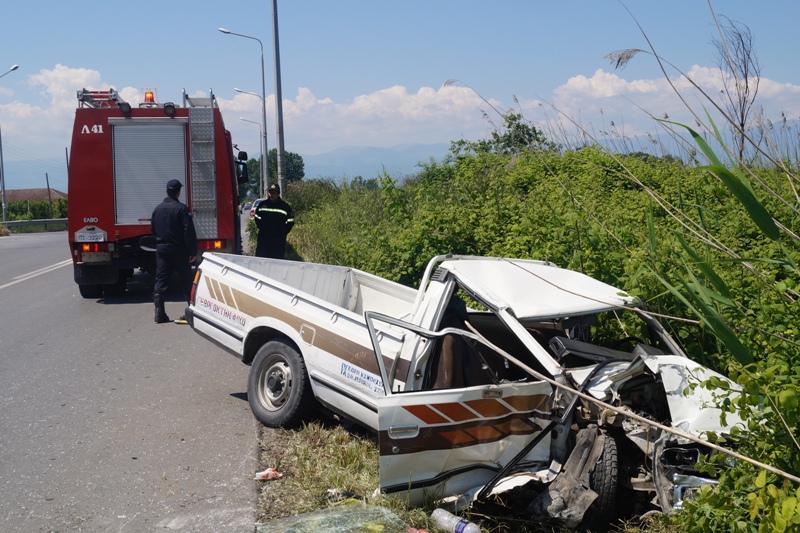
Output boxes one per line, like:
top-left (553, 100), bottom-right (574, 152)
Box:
top-left (255, 183), bottom-right (294, 259)
top-left (150, 179), bottom-right (197, 324)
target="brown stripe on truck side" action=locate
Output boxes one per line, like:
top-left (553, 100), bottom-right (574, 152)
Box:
top-left (380, 411), bottom-right (545, 454)
top-left (220, 284), bottom-right (410, 383)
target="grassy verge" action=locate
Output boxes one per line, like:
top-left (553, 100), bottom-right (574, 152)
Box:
top-left (255, 421), bottom-right (434, 530)
top-left (253, 420), bottom-right (679, 532)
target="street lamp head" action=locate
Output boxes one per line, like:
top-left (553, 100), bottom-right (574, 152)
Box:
top-left (240, 117), bottom-right (262, 130)
top-left (218, 25), bottom-right (268, 196)
top-left (235, 88), bottom-right (262, 100)
top-left (0, 64), bottom-right (19, 80)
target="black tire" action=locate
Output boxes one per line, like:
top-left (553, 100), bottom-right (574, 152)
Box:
top-left (103, 276), bottom-right (127, 297)
top-left (78, 283), bottom-right (103, 299)
top-left (247, 340), bottom-right (315, 428)
top-left (581, 431), bottom-right (619, 530)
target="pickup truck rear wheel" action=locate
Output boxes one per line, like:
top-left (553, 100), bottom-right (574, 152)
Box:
top-left (248, 340), bottom-right (315, 428)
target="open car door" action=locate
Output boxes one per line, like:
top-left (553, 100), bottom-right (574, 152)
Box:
top-left (366, 312), bottom-right (554, 505)
top-left (376, 378), bottom-right (553, 504)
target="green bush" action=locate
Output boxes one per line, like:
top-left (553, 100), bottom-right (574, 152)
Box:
top-left (6, 198), bottom-right (67, 220)
top-left (285, 139), bottom-right (800, 531)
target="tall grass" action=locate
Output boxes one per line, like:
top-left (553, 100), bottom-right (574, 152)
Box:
top-left (267, 5), bottom-right (800, 532)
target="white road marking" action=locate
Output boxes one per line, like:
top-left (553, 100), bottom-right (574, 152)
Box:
top-left (0, 259), bottom-right (72, 290)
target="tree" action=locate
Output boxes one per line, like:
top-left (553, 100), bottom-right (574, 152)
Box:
top-left (712, 15), bottom-right (761, 161)
top-left (450, 112), bottom-right (557, 155)
top-left (267, 149), bottom-right (305, 184)
top-left (238, 151), bottom-right (304, 199)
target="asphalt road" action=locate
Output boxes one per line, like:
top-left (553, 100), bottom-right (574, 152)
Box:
top-left (0, 231), bottom-right (259, 532)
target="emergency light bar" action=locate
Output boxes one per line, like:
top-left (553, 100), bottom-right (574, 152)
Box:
top-left (140, 88), bottom-right (160, 108)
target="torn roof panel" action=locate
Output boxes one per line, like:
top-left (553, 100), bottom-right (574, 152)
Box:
top-left (440, 257), bottom-right (638, 320)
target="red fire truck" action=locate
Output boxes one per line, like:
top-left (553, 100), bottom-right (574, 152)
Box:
top-left (67, 88), bottom-right (248, 298)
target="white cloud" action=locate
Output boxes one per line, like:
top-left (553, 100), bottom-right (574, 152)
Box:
top-left (28, 64), bottom-right (102, 105)
top-left (2, 65), bottom-right (114, 151)
top-left (542, 66), bottom-right (725, 138)
top-left (558, 69), bottom-right (662, 99)
top-left (4, 63), bottom-right (800, 190)
top-left (221, 84), bottom-right (501, 154)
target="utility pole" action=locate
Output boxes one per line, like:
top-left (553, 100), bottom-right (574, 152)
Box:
top-left (1, 123), bottom-right (7, 222)
top-left (271, 0), bottom-right (287, 195)
top-left (0, 65), bottom-right (19, 222)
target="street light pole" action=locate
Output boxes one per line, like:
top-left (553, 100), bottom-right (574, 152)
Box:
top-left (270, 0), bottom-right (287, 194)
top-left (219, 28), bottom-right (270, 197)
top-left (0, 64), bottom-right (19, 222)
top-left (236, 89), bottom-right (268, 198)
top-left (0, 123), bottom-right (7, 222)
top-left (239, 117), bottom-right (263, 198)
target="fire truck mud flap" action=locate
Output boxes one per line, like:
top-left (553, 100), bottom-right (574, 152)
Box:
top-left (74, 263), bottom-right (118, 285)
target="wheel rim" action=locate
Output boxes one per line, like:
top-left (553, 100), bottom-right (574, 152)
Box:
top-left (257, 354), bottom-right (293, 412)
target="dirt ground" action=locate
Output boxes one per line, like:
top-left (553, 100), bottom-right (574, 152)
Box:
top-left (254, 427), bottom-right (296, 522)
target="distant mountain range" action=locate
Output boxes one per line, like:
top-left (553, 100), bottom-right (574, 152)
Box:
top-left (3, 143), bottom-right (452, 192)
top-left (301, 143), bottom-right (451, 180)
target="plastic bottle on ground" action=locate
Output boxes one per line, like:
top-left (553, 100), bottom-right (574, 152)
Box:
top-left (430, 508), bottom-right (481, 533)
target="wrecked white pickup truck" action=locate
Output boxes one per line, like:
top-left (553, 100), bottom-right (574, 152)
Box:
top-left (185, 253), bottom-right (741, 528)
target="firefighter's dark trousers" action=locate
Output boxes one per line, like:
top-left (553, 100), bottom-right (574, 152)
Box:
top-left (154, 249), bottom-right (193, 303)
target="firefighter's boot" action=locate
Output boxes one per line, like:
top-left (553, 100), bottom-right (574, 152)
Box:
top-left (153, 293), bottom-right (170, 324)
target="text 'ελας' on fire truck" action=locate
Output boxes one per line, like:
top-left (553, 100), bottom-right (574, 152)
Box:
top-left (67, 88), bottom-right (249, 299)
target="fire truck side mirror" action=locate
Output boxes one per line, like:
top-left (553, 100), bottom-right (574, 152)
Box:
top-left (236, 161), bottom-right (249, 184)
top-left (237, 151), bottom-right (248, 161)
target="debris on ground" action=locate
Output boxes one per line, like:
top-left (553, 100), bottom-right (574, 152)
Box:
top-left (324, 488), bottom-right (366, 503)
top-left (254, 467), bottom-right (282, 481)
top-left (255, 500), bottom-right (408, 532)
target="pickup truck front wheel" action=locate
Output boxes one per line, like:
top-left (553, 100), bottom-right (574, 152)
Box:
top-left (248, 340), bottom-right (315, 428)
top-left (580, 430), bottom-right (619, 529)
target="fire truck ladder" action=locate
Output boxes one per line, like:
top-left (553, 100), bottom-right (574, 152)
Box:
top-left (186, 93), bottom-right (217, 240)
top-left (77, 88), bottom-right (124, 108)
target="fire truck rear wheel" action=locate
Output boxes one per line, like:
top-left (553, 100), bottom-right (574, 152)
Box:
top-left (247, 339), bottom-right (315, 428)
top-left (78, 284), bottom-right (103, 299)
top-left (103, 275), bottom-right (127, 297)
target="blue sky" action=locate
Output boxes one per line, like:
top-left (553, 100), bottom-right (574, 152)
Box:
top-left (1, 0), bottom-right (799, 192)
